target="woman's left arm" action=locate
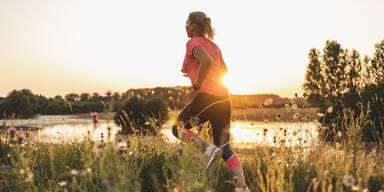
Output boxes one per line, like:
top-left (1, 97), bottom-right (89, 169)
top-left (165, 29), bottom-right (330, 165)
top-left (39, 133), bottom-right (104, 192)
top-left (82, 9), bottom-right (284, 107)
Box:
top-left (186, 46), bottom-right (212, 100)
top-left (192, 46), bottom-right (212, 88)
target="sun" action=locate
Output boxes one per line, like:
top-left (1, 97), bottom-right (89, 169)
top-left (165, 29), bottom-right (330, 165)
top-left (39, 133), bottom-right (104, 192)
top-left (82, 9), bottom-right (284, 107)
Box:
top-left (222, 74), bottom-right (256, 94)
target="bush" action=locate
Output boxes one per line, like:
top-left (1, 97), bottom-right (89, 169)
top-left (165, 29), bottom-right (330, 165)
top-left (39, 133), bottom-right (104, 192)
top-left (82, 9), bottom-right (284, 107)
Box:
top-left (114, 97), bottom-right (169, 135)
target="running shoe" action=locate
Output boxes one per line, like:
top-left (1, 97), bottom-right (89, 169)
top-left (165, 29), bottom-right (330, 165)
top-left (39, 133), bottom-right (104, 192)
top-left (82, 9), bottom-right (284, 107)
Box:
top-left (205, 145), bottom-right (222, 177)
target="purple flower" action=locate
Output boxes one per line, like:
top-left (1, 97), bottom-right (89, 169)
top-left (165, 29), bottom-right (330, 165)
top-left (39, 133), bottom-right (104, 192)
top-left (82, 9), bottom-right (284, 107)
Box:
top-left (199, 123), bottom-right (204, 128)
top-left (17, 135), bottom-right (24, 144)
top-left (135, 129), bottom-right (140, 134)
top-left (179, 121), bottom-right (184, 126)
top-left (318, 161), bottom-right (322, 167)
top-left (177, 146), bottom-right (183, 155)
top-left (91, 112), bottom-right (99, 123)
top-left (192, 116), bottom-right (199, 122)
top-left (211, 178), bottom-right (217, 185)
top-left (381, 184), bottom-right (384, 189)
top-left (105, 91), bottom-right (112, 97)
top-left (8, 127), bottom-right (16, 135)
top-left (233, 176), bottom-right (238, 183)
top-left (100, 179), bottom-right (108, 188)
top-left (98, 148), bottom-right (104, 155)
top-left (263, 128), bottom-right (268, 132)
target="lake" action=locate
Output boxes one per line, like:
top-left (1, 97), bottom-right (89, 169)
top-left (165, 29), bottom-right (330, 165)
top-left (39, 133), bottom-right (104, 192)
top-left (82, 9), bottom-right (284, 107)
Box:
top-left (2, 114), bottom-right (319, 148)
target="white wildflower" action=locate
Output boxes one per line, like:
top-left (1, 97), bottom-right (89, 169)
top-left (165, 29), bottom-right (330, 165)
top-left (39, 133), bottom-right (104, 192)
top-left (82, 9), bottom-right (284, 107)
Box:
top-left (342, 175), bottom-right (355, 188)
top-left (59, 181), bottom-right (67, 186)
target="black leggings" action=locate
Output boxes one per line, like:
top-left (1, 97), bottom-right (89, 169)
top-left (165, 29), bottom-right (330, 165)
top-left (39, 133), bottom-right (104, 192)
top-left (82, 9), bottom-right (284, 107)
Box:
top-left (172, 92), bottom-right (234, 161)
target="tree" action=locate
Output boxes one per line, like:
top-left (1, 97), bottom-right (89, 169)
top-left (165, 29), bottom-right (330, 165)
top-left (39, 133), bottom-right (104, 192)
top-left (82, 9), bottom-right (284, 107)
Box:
top-left (322, 40), bottom-right (347, 105)
top-left (54, 95), bottom-right (63, 100)
top-left (65, 93), bottom-right (79, 102)
top-left (3, 89), bottom-right (35, 118)
top-left (303, 48), bottom-right (326, 111)
top-left (342, 49), bottom-right (362, 112)
top-left (80, 93), bottom-right (91, 101)
top-left (371, 40), bottom-right (384, 84)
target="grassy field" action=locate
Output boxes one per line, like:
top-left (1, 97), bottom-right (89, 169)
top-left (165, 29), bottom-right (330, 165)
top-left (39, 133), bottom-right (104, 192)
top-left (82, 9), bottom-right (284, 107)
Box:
top-left (1, 107), bottom-right (384, 192)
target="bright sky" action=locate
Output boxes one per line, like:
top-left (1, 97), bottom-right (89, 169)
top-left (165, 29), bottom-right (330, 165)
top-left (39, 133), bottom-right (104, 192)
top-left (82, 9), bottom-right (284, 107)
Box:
top-left (1, 0), bottom-right (383, 98)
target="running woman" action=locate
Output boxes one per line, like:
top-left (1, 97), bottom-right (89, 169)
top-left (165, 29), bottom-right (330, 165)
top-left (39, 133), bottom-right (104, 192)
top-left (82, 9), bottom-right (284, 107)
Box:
top-left (172, 11), bottom-right (249, 191)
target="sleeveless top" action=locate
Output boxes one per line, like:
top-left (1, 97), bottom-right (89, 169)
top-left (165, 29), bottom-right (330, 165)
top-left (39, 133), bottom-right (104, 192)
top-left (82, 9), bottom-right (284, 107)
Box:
top-left (182, 37), bottom-right (228, 96)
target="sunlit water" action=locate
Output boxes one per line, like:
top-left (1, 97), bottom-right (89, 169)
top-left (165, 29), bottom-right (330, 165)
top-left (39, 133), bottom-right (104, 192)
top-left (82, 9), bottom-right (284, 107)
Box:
top-left (2, 115), bottom-right (318, 148)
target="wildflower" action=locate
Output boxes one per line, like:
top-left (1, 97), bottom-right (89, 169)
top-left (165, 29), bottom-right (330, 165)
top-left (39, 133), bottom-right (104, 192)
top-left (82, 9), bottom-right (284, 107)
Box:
top-left (177, 146), bottom-right (183, 155)
top-left (264, 98), bottom-right (273, 106)
top-left (264, 119), bottom-right (269, 123)
top-left (285, 104), bottom-right (290, 109)
top-left (17, 135), bottom-right (24, 144)
top-left (100, 179), bottom-right (108, 188)
top-left (59, 181), bottom-right (67, 187)
top-left (26, 173), bottom-right (33, 182)
top-left (70, 169), bottom-right (79, 176)
top-left (106, 91), bottom-right (112, 97)
top-left (98, 148), bottom-right (104, 155)
top-left (192, 116), bottom-right (199, 122)
top-left (179, 121), bottom-right (184, 126)
top-left (293, 112), bottom-right (299, 120)
top-left (211, 178), bottom-right (217, 185)
top-left (19, 169), bottom-right (25, 175)
top-left (335, 142), bottom-right (341, 149)
top-left (118, 142), bottom-right (128, 153)
top-left (337, 131), bottom-right (342, 138)
top-left (318, 161), bottom-right (322, 167)
top-left (8, 127), bottom-right (16, 136)
top-left (351, 185), bottom-right (359, 191)
top-left (292, 104), bottom-right (298, 110)
top-left (305, 114), bottom-right (310, 120)
top-left (233, 176), bottom-right (238, 183)
top-left (342, 175), bottom-right (355, 188)
top-left (263, 128), bottom-right (268, 133)
top-left (317, 113), bottom-right (325, 117)
top-left (135, 129), bottom-right (140, 134)
top-left (91, 112), bottom-right (99, 123)
top-left (362, 189), bottom-right (369, 192)
top-left (200, 123), bottom-right (204, 128)
top-left (271, 153), bottom-right (276, 159)
top-left (327, 106), bottom-right (333, 113)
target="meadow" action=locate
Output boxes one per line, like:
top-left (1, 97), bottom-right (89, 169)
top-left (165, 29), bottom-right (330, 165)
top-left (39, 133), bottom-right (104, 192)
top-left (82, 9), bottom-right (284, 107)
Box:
top-left (1, 106), bottom-right (384, 192)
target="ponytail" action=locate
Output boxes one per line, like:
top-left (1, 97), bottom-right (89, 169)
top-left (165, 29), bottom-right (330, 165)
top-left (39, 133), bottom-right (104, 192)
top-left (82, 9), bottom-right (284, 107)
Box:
top-left (188, 11), bottom-right (215, 40)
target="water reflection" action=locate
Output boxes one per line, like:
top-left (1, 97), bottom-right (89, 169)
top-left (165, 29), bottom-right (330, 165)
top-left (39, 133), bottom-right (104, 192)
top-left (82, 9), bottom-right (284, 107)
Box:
top-left (31, 120), bottom-right (318, 148)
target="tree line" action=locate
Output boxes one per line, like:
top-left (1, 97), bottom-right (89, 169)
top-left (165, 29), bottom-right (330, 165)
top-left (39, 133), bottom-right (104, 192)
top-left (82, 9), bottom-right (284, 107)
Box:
top-left (303, 39), bottom-right (384, 141)
top-left (0, 87), bottom-right (190, 119)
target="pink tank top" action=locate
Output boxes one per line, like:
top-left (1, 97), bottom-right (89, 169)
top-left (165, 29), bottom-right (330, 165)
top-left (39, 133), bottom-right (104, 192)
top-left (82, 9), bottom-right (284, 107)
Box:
top-left (182, 37), bottom-right (228, 96)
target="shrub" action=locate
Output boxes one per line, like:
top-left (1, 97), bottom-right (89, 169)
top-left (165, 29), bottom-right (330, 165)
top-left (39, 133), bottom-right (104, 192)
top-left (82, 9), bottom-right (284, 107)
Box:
top-left (114, 97), bottom-right (169, 135)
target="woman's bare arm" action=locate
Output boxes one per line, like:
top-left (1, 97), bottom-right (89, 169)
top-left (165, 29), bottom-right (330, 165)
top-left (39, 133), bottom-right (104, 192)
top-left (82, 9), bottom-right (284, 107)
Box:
top-left (192, 46), bottom-right (212, 88)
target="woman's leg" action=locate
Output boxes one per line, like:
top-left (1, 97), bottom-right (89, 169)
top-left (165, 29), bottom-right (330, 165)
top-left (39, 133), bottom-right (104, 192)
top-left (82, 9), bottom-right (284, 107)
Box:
top-left (171, 94), bottom-right (210, 152)
top-left (208, 100), bottom-right (248, 188)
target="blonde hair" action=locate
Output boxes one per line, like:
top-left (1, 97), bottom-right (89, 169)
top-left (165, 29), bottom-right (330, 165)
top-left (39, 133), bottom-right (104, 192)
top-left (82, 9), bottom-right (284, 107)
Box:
top-left (188, 11), bottom-right (215, 40)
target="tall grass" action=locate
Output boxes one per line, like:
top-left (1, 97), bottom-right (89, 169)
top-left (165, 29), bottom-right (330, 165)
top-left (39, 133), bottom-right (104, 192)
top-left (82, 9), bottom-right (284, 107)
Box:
top-left (1, 106), bottom-right (384, 191)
